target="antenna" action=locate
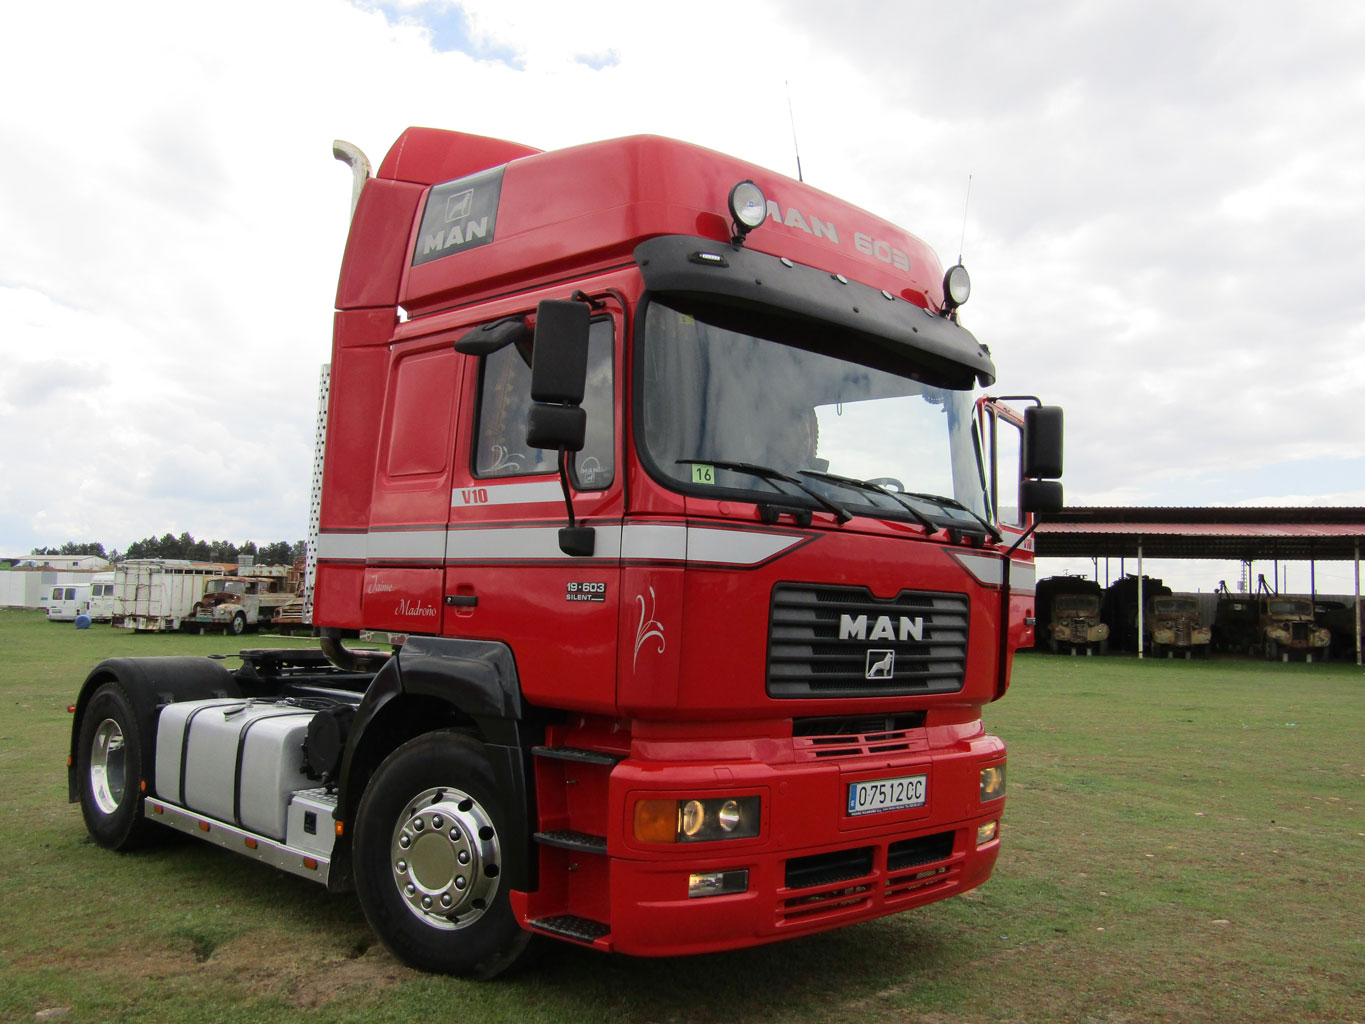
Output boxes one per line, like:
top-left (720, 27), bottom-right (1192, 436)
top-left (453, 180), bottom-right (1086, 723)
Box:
top-left (957, 173), bottom-right (973, 264)
top-left (786, 81), bottom-right (804, 183)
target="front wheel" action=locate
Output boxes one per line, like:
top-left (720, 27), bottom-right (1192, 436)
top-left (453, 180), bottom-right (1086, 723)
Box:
top-left (353, 731), bottom-right (532, 978)
top-left (77, 681), bottom-right (159, 850)
top-left (228, 612), bottom-right (247, 636)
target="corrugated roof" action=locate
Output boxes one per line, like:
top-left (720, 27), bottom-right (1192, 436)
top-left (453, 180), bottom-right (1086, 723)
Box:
top-left (1035, 507), bottom-right (1365, 560)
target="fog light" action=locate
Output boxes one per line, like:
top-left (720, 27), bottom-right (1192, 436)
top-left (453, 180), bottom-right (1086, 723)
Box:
top-left (688, 869), bottom-right (750, 898)
top-left (977, 820), bottom-right (999, 846)
top-left (980, 764), bottom-right (1006, 802)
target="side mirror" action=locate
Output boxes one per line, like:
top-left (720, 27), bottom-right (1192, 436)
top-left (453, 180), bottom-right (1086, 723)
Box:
top-left (1023, 405), bottom-right (1063, 479)
top-left (525, 298), bottom-right (596, 557)
top-left (1020, 479), bottom-right (1064, 515)
top-left (526, 300), bottom-right (591, 451)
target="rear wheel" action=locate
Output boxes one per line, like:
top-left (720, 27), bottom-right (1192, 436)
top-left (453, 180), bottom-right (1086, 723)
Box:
top-left (77, 682), bottom-right (158, 850)
top-left (353, 731), bottom-right (531, 978)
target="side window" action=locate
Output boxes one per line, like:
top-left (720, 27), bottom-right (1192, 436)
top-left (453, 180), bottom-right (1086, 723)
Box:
top-left (994, 414), bottom-right (1023, 528)
top-left (475, 343), bottom-right (558, 478)
top-left (474, 318), bottom-right (615, 488)
top-left (574, 319), bottom-right (615, 491)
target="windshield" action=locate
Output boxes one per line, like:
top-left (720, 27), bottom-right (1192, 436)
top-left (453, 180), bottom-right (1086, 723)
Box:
top-left (1155, 597), bottom-right (1197, 614)
top-left (1268, 599), bottom-right (1311, 616)
top-left (1056, 595), bottom-right (1099, 614)
top-left (638, 301), bottom-right (989, 524)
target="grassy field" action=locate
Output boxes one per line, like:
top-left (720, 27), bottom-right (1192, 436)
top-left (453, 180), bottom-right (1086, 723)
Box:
top-left (0, 607), bottom-right (1360, 1023)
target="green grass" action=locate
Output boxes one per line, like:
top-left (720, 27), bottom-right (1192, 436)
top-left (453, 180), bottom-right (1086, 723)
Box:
top-left (1, 608), bottom-right (1361, 1023)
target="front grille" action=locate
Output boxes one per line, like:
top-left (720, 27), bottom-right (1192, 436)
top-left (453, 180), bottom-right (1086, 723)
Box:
top-left (785, 846), bottom-right (874, 890)
top-left (767, 584), bottom-right (969, 698)
top-left (779, 830), bottom-right (960, 923)
top-left (887, 830), bottom-right (955, 872)
top-left (792, 713), bottom-right (926, 760)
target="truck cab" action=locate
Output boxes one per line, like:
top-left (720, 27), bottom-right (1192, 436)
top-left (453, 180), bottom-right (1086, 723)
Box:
top-left (70, 127), bottom-right (1063, 978)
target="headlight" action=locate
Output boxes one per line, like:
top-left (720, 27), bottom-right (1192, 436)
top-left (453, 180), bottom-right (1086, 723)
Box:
top-left (980, 764), bottom-right (1006, 802)
top-left (634, 796), bottom-right (761, 843)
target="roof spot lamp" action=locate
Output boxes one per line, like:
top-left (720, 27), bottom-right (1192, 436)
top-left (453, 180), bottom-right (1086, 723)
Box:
top-left (728, 180), bottom-right (767, 246)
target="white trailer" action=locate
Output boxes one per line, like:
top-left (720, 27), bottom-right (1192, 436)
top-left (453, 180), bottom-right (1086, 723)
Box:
top-left (111, 561), bottom-right (225, 632)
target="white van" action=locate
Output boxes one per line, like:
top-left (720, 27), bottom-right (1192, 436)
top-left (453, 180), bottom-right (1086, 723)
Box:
top-left (87, 573), bottom-right (115, 621)
top-left (44, 584), bottom-right (92, 622)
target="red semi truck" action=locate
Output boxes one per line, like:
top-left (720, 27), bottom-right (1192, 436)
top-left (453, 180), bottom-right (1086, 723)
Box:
top-left (68, 127), bottom-right (1063, 978)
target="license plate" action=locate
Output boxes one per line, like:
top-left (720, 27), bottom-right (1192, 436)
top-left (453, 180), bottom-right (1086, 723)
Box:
top-left (847, 774), bottom-right (927, 816)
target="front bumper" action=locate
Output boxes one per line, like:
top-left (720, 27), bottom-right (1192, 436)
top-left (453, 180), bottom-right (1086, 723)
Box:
top-left (517, 727), bottom-right (1005, 957)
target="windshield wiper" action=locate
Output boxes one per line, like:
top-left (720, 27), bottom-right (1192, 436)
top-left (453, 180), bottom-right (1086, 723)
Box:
top-left (902, 491), bottom-right (1002, 543)
top-left (796, 470), bottom-right (938, 533)
top-left (676, 460), bottom-right (853, 524)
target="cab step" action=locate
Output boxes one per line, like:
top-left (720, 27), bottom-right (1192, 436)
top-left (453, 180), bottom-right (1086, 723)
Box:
top-left (532, 745), bottom-right (624, 766)
top-left (534, 829), bottom-right (607, 853)
top-left (528, 914), bottom-right (612, 945)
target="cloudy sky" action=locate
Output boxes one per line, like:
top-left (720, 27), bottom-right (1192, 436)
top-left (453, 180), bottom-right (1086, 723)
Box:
top-left (2, 0), bottom-right (1362, 593)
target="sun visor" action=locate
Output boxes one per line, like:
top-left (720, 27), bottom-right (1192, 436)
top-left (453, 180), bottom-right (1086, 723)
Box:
top-left (635, 235), bottom-right (995, 389)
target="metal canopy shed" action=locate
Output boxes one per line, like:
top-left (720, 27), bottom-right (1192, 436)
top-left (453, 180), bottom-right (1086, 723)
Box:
top-left (1035, 506), bottom-right (1365, 561)
top-left (1034, 507), bottom-right (1364, 664)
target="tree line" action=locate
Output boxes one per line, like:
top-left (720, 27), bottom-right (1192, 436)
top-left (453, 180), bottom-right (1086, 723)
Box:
top-left (31, 535), bottom-right (306, 566)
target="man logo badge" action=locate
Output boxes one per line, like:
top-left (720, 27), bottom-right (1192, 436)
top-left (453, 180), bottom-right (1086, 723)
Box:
top-left (445, 188), bottom-right (475, 222)
top-left (865, 649), bottom-right (895, 680)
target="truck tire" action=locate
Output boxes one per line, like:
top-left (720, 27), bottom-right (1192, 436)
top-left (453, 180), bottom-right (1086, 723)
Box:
top-left (77, 682), bottom-right (159, 850)
top-left (228, 612), bottom-right (247, 637)
top-left (353, 731), bottom-right (532, 978)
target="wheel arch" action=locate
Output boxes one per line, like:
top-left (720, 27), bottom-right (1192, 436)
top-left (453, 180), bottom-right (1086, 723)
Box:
top-left (67, 657), bottom-right (241, 803)
top-left (334, 636), bottom-right (540, 894)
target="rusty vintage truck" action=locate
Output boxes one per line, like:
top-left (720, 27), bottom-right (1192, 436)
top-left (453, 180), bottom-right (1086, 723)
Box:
top-left (1259, 595), bottom-right (1332, 661)
top-left (184, 567), bottom-right (298, 635)
top-left (1144, 594), bottom-right (1211, 658)
top-left (1037, 577), bottom-right (1109, 655)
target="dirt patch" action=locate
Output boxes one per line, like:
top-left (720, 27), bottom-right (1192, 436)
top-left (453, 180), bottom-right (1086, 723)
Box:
top-left (194, 930), bottom-right (412, 1008)
top-left (287, 945), bottom-right (412, 1010)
